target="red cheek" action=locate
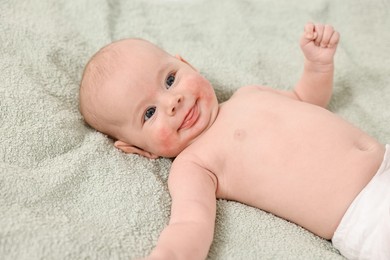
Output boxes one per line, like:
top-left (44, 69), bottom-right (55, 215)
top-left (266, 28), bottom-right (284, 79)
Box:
top-left (198, 78), bottom-right (215, 102)
top-left (153, 128), bottom-right (175, 153)
top-left (157, 128), bottom-right (171, 143)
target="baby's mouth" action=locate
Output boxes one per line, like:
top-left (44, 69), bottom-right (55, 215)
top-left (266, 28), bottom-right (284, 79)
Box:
top-left (179, 101), bottom-right (199, 130)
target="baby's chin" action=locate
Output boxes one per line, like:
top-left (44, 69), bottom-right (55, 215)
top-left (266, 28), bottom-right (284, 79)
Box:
top-left (159, 148), bottom-right (184, 159)
top-left (155, 143), bottom-right (189, 158)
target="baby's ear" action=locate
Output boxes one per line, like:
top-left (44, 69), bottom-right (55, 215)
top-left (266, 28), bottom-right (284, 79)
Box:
top-left (175, 54), bottom-right (198, 71)
top-left (114, 140), bottom-right (159, 159)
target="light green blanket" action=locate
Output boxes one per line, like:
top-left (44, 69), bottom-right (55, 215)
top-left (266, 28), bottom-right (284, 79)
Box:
top-left (1, 0), bottom-right (389, 259)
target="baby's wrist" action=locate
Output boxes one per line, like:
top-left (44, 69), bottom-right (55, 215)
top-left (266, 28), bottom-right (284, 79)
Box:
top-left (304, 59), bottom-right (334, 73)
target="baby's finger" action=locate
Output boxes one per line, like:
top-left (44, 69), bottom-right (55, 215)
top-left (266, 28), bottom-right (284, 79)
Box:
top-left (304, 22), bottom-right (316, 39)
top-left (328, 31), bottom-right (340, 48)
top-left (314, 24), bottom-right (324, 46)
top-left (320, 25), bottom-right (334, 47)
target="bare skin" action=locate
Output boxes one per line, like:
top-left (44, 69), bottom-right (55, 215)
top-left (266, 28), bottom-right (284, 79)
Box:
top-left (79, 23), bottom-right (385, 260)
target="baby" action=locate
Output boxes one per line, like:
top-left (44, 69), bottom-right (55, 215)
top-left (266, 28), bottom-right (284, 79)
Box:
top-left (79, 23), bottom-right (389, 259)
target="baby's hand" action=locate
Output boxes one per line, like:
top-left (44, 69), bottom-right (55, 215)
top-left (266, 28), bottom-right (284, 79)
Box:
top-left (300, 23), bottom-right (340, 65)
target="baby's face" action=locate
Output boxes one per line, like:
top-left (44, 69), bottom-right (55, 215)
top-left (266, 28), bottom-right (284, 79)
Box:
top-left (96, 40), bottom-right (219, 158)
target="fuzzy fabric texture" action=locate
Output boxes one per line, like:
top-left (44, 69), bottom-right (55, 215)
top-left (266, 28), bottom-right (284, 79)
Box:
top-left (1, 0), bottom-right (389, 259)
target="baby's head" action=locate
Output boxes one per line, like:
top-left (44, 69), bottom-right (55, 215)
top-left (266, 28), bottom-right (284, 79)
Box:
top-left (79, 39), bottom-right (219, 158)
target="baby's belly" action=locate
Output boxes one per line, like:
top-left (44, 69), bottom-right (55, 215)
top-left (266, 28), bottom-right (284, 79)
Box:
top-left (220, 132), bottom-right (383, 239)
top-left (212, 95), bottom-right (385, 239)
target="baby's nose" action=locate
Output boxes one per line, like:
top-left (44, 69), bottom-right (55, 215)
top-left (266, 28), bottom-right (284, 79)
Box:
top-left (166, 94), bottom-right (183, 116)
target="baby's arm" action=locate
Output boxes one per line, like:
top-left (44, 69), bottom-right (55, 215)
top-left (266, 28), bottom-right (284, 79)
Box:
top-left (147, 158), bottom-right (217, 260)
top-left (292, 23), bottom-right (340, 107)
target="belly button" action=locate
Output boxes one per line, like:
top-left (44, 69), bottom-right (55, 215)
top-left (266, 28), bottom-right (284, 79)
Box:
top-left (355, 140), bottom-right (371, 152)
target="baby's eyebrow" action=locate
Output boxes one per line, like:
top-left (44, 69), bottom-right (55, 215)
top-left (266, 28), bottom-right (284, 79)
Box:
top-left (135, 98), bottom-right (146, 126)
top-left (133, 86), bottom-right (156, 127)
top-left (157, 60), bottom-right (175, 81)
top-left (156, 64), bottom-right (166, 82)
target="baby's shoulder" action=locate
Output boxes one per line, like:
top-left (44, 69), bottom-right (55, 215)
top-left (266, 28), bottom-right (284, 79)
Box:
top-left (233, 85), bottom-right (272, 96)
top-left (232, 85), bottom-right (295, 101)
top-left (235, 85), bottom-right (261, 93)
top-left (170, 150), bottom-right (218, 188)
top-left (173, 144), bottom-right (212, 169)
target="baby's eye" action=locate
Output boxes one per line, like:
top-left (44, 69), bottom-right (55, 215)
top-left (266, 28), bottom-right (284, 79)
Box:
top-left (166, 73), bottom-right (175, 88)
top-left (144, 107), bottom-right (156, 121)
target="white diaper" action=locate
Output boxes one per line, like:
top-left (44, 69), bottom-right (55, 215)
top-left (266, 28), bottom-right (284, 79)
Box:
top-left (332, 144), bottom-right (390, 260)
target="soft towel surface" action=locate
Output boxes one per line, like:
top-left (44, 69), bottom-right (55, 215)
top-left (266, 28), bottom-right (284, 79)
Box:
top-left (1, 0), bottom-right (389, 259)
